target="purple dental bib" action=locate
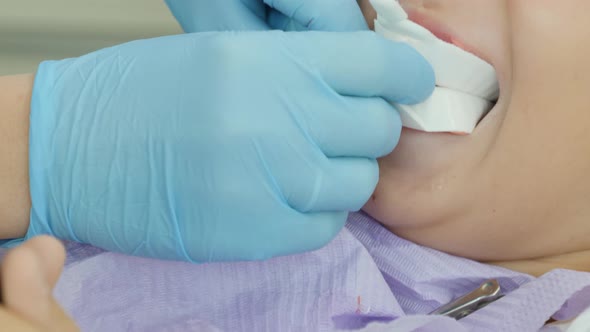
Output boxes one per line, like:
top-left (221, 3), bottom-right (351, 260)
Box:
top-left (6, 212), bottom-right (589, 331)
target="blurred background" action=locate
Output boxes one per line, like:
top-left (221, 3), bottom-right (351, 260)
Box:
top-left (0, 0), bottom-right (182, 75)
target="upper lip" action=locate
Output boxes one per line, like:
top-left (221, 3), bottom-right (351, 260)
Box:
top-left (402, 7), bottom-right (491, 65)
top-left (405, 8), bottom-right (455, 44)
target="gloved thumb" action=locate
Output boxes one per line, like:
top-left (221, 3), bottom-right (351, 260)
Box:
top-left (265, 0), bottom-right (369, 31)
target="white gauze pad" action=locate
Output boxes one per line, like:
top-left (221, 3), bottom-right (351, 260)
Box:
top-left (369, 0), bottom-right (500, 134)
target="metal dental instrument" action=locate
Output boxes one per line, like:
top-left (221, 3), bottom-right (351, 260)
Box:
top-left (429, 279), bottom-right (503, 320)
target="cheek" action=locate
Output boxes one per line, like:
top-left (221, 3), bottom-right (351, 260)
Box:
top-left (364, 128), bottom-right (488, 228)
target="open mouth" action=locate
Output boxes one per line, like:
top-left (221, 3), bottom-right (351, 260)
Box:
top-left (366, 0), bottom-right (502, 135)
top-left (404, 8), bottom-right (501, 134)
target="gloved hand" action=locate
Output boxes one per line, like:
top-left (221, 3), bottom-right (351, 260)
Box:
top-left (164, 0), bottom-right (368, 32)
top-left (21, 31), bottom-right (433, 262)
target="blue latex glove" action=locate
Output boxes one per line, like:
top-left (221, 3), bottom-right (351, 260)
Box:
top-left (16, 31), bottom-right (433, 262)
top-left (165, 0), bottom-right (368, 32)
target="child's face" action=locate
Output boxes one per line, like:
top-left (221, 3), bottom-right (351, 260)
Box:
top-left (360, 0), bottom-right (590, 265)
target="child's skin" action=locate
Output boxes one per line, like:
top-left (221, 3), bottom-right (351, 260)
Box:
top-left (0, 74), bottom-right (32, 239)
top-left (0, 236), bottom-right (78, 331)
top-left (359, 0), bottom-right (590, 275)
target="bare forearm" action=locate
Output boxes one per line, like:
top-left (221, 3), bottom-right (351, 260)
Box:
top-left (0, 74), bottom-right (33, 239)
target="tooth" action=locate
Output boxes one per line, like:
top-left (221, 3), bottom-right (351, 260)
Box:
top-left (369, 0), bottom-right (499, 133)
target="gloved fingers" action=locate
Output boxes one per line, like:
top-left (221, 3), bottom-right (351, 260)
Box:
top-left (309, 96), bottom-right (401, 159)
top-left (264, 0), bottom-right (368, 31)
top-left (185, 203), bottom-right (348, 262)
top-left (267, 8), bottom-right (307, 31)
top-left (261, 210), bottom-right (348, 258)
top-left (289, 31), bottom-right (435, 104)
top-left (164, 0), bottom-right (268, 32)
top-left (287, 157), bottom-right (379, 213)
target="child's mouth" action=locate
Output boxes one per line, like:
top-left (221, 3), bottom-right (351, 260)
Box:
top-left (370, 1), bottom-right (500, 135)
